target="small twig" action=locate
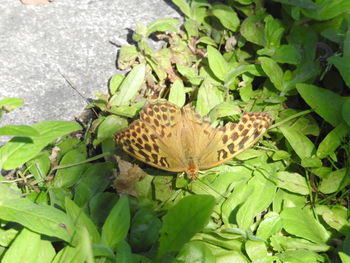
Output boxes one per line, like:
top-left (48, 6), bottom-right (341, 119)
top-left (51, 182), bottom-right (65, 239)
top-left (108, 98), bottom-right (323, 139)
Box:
top-left (269, 109), bottom-right (313, 129)
top-left (1, 174), bottom-right (34, 183)
top-left (49, 152), bottom-right (111, 173)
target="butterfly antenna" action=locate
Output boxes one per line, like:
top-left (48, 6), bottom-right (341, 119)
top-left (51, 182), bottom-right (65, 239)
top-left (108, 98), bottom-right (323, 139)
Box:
top-left (196, 174), bottom-right (228, 201)
top-left (239, 163), bottom-right (280, 184)
top-left (58, 71), bottom-right (98, 117)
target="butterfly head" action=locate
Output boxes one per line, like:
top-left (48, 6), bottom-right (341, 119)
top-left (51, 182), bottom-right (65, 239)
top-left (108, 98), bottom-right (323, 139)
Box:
top-left (186, 160), bottom-right (199, 180)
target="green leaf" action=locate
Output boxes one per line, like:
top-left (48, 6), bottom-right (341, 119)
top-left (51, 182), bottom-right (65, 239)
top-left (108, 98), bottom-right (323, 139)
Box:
top-left (319, 168), bottom-right (346, 194)
top-left (276, 249), bottom-right (325, 262)
top-left (184, 19), bottom-right (199, 37)
top-left (296, 84), bottom-right (345, 127)
top-left (339, 252), bottom-right (350, 263)
top-left (109, 74), bottom-right (125, 95)
top-left (192, 166), bottom-right (251, 201)
top-left (89, 192), bottom-right (118, 227)
top-left (0, 121), bottom-right (81, 170)
top-left (211, 4), bottom-right (239, 32)
top-left (209, 102), bottom-right (241, 120)
top-left (0, 198), bottom-right (74, 242)
top-left (207, 45), bottom-right (228, 81)
top-left (133, 22), bottom-right (147, 40)
top-left (196, 81), bottom-right (223, 116)
top-left (301, 0), bottom-right (350, 20)
top-left (271, 0), bottom-right (318, 9)
top-left (277, 171), bottom-right (309, 195)
top-left (281, 207), bottom-right (330, 244)
top-left (289, 112), bottom-right (320, 136)
top-left (94, 115), bottom-right (128, 145)
top-left (272, 44), bottom-right (301, 65)
top-left (56, 137), bottom-right (85, 158)
top-left (0, 228), bottom-right (18, 247)
top-left (171, 0), bottom-right (191, 18)
top-left (317, 205), bottom-right (350, 234)
top-left (191, 1), bottom-right (210, 24)
top-left (270, 235), bottom-right (329, 252)
top-left (109, 64), bottom-right (145, 106)
top-left (343, 28), bottom-right (350, 58)
top-left (176, 63), bottom-right (201, 85)
top-left (177, 241), bottom-right (215, 263)
top-left (264, 15), bottom-right (284, 49)
top-left (301, 157), bottom-right (322, 168)
top-left (153, 175), bottom-right (177, 202)
top-left (279, 125), bottom-right (315, 159)
top-left (0, 98), bottom-right (24, 112)
top-left (53, 149), bottom-right (88, 188)
top-left (272, 150), bottom-right (291, 161)
top-left (52, 226), bottom-right (93, 263)
top-left (48, 188), bottom-right (71, 212)
top-left (221, 168), bottom-right (254, 225)
top-left (288, 26), bottom-right (318, 62)
top-left (317, 122), bottom-right (349, 158)
top-left (78, 227), bottom-right (94, 263)
top-left (101, 195), bottom-right (130, 250)
top-left (144, 48), bottom-right (170, 81)
top-left (328, 55), bottom-right (350, 88)
top-left (117, 46), bottom-right (138, 70)
top-left (158, 195), bottom-right (216, 258)
top-left (245, 240), bottom-right (268, 261)
top-left (235, 0), bottom-right (253, 3)
top-left (258, 57), bottom-right (284, 91)
top-left (286, 61), bottom-right (319, 93)
top-left (92, 244), bottom-right (115, 260)
top-left (108, 99), bottom-right (145, 118)
top-left (146, 19), bottom-right (179, 36)
top-left (129, 207), bottom-right (162, 252)
top-left (0, 181), bottom-right (22, 201)
top-left (256, 212), bottom-right (283, 240)
top-left (65, 198), bottom-right (100, 243)
top-left (27, 152), bottom-right (51, 181)
top-left (342, 98), bottom-right (350, 126)
top-left (74, 162), bottom-right (113, 207)
top-left (225, 64), bottom-right (262, 88)
top-left (168, 80), bottom-right (186, 107)
top-left (197, 36), bottom-right (217, 46)
top-left (1, 228), bottom-right (55, 263)
top-left (115, 240), bottom-right (134, 263)
top-left (0, 125), bottom-right (39, 137)
top-left (273, 189), bottom-right (308, 214)
top-left (240, 15), bottom-right (265, 46)
top-left (236, 173), bottom-right (276, 230)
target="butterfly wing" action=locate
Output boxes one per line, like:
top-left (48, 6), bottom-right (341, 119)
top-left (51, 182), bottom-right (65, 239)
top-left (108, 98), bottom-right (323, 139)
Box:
top-left (179, 104), bottom-right (218, 161)
top-left (115, 101), bottom-right (188, 172)
top-left (198, 112), bottom-right (272, 170)
top-left (115, 100), bottom-right (272, 175)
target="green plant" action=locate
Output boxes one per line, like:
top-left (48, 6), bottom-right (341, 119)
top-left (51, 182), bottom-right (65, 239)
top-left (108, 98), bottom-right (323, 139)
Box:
top-left (1, 0), bottom-right (350, 262)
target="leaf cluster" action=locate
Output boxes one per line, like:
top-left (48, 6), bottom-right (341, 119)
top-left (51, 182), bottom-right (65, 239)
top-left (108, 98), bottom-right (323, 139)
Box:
top-left (0, 0), bottom-right (350, 262)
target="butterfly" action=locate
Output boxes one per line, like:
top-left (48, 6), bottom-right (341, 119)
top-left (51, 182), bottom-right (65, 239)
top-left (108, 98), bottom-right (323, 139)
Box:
top-left (115, 100), bottom-right (272, 180)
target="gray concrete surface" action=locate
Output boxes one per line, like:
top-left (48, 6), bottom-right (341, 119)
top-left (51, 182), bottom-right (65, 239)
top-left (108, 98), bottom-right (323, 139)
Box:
top-left (0, 0), bottom-right (180, 143)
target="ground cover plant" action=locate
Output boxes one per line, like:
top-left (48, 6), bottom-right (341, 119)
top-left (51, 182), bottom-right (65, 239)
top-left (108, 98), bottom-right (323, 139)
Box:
top-left (0, 0), bottom-right (349, 262)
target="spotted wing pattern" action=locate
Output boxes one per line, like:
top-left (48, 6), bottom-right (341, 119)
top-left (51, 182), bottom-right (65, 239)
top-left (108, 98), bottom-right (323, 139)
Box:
top-left (115, 101), bottom-right (187, 172)
top-left (198, 112), bottom-right (272, 170)
top-left (115, 100), bottom-right (272, 179)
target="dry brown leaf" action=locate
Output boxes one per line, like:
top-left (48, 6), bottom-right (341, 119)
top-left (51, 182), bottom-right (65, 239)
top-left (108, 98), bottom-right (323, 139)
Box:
top-left (113, 156), bottom-right (146, 196)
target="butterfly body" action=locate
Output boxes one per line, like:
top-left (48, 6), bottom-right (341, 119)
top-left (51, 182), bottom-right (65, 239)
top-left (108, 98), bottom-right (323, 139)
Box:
top-left (115, 101), bottom-right (272, 180)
